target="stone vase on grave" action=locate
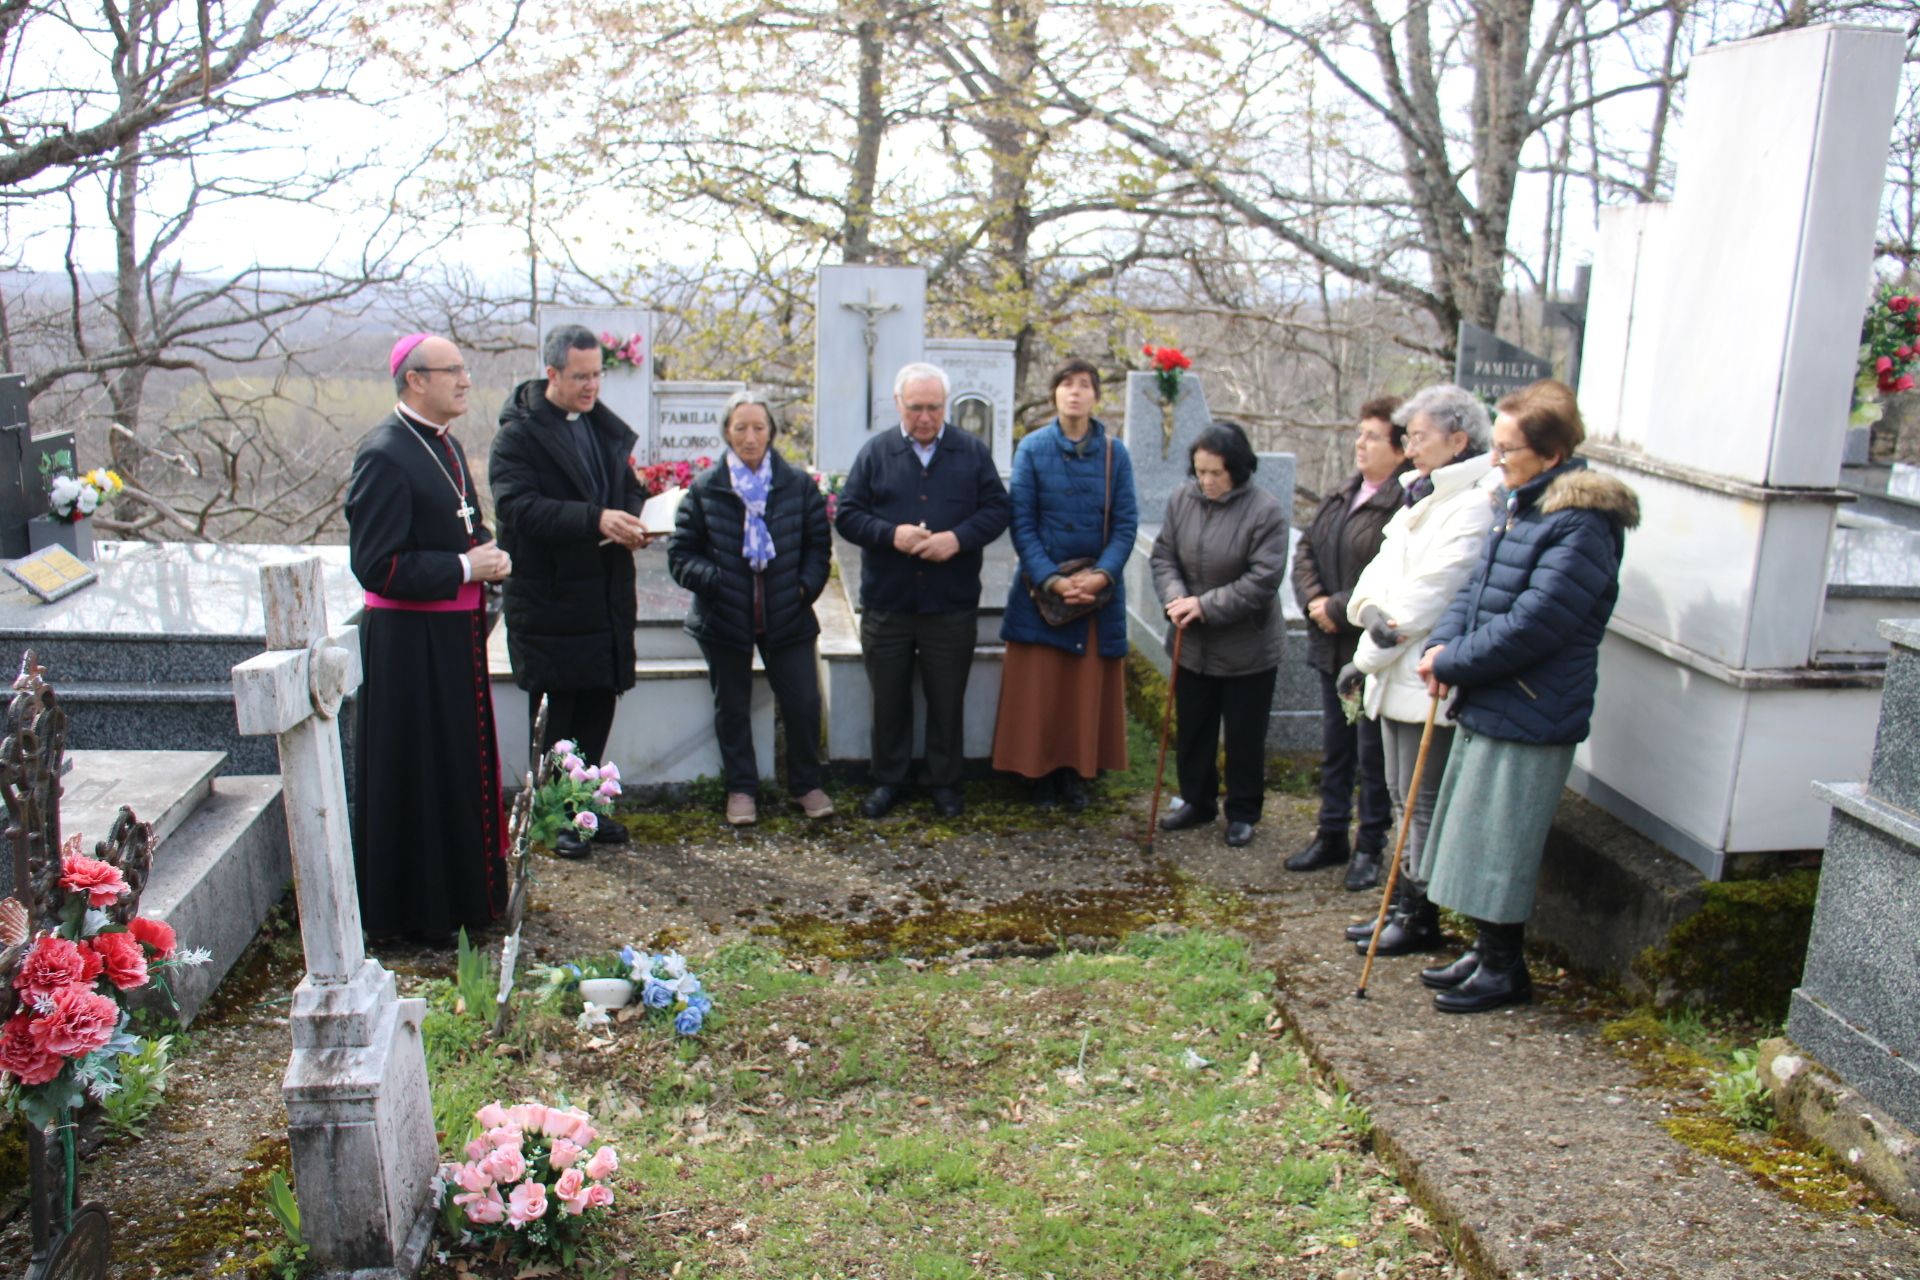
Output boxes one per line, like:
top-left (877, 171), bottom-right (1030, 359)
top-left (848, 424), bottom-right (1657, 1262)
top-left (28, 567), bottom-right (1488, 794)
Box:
top-left (27, 515), bottom-right (93, 560)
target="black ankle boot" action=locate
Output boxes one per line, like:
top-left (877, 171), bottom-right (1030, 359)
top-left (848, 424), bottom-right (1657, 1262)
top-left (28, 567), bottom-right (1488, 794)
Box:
top-left (1343, 844), bottom-right (1383, 891)
top-left (1359, 883), bottom-right (1444, 957)
top-left (1285, 828), bottom-right (1349, 872)
top-left (1433, 921), bottom-right (1531, 1013)
top-left (1420, 950), bottom-right (1479, 989)
top-left (1345, 878), bottom-right (1403, 943)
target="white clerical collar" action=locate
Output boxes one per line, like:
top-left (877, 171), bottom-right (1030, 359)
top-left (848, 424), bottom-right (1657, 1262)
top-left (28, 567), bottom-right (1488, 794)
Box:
top-left (395, 402), bottom-right (452, 437)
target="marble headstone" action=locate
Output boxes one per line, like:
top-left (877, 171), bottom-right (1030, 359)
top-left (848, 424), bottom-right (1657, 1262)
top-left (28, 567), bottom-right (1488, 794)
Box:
top-left (1120, 371), bottom-right (1293, 528)
top-left (814, 265), bottom-right (925, 474)
top-left (652, 382), bottom-right (743, 464)
top-left (538, 306), bottom-right (656, 465)
top-left (926, 338), bottom-right (1015, 474)
top-left (1454, 323), bottom-right (1552, 401)
top-left (0, 375), bottom-right (36, 558)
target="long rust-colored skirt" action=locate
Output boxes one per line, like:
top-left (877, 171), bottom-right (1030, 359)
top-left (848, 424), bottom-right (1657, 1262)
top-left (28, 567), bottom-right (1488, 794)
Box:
top-left (991, 622), bottom-right (1129, 779)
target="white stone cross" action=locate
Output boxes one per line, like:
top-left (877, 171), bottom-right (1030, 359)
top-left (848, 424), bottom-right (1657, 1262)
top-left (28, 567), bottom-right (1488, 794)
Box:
top-left (230, 556), bottom-right (439, 1275)
top-left (231, 556), bottom-right (364, 984)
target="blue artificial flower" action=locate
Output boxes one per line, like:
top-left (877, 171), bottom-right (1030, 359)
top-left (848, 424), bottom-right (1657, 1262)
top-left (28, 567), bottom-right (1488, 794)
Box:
top-left (619, 945), bottom-right (643, 973)
top-left (674, 1006), bottom-right (705, 1036)
top-left (687, 993), bottom-right (713, 1015)
top-left (565, 963), bottom-right (582, 978)
top-left (642, 978), bottom-right (674, 1010)
top-left (658, 950), bottom-right (688, 979)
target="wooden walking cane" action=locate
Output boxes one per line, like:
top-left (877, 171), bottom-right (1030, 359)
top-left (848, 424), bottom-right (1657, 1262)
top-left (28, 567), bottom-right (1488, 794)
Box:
top-left (1356, 693), bottom-right (1442, 1000)
top-left (1143, 625), bottom-right (1185, 850)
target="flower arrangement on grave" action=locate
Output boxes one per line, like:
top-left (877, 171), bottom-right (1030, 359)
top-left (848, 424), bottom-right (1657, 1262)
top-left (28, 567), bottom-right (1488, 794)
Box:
top-left (0, 835), bottom-right (208, 1128)
top-left (597, 331), bottom-right (646, 372)
top-left (807, 469), bottom-right (845, 521)
top-left (1141, 343), bottom-right (1193, 403)
top-left (1853, 286), bottom-right (1920, 426)
top-left (438, 1100), bottom-right (619, 1268)
top-left (534, 946), bottom-right (713, 1036)
top-left (527, 740), bottom-right (621, 849)
top-left (46, 468), bottom-right (124, 524)
top-left (636, 455), bottom-right (713, 496)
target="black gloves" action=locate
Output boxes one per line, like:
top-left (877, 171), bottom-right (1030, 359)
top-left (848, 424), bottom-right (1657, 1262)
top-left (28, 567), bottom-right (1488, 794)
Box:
top-left (1336, 662), bottom-right (1365, 699)
top-left (1359, 604), bottom-right (1405, 649)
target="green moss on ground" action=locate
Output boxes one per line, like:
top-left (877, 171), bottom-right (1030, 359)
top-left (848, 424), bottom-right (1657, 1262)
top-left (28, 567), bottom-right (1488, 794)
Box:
top-left (1633, 871), bottom-right (1819, 1024)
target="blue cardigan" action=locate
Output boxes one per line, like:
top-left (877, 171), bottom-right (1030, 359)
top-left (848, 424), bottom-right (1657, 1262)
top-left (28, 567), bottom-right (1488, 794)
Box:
top-left (834, 425), bottom-right (1011, 614)
top-left (1425, 459), bottom-right (1640, 745)
top-left (999, 420), bottom-right (1139, 657)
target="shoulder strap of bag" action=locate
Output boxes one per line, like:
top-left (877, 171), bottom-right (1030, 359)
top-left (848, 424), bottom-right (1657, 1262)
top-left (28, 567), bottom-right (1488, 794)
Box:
top-left (1101, 434), bottom-right (1114, 546)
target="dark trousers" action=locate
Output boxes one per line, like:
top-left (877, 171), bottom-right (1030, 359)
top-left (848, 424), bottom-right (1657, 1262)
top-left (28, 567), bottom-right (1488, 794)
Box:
top-left (1316, 669), bottom-right (1392, 848)
top-left (697, 637), bottom-right (822, 797)
top-left (531, 686), bottom-right (617, 768)
top-left (860, 607), bottom-right (977, 788)
top-left (1174, 665), bottom-right (1279, 824)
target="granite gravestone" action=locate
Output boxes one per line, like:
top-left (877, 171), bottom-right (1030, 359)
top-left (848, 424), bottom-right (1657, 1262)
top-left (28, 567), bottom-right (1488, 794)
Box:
top-left (926, 338), bottom-right (1015, 474)
top-left (814, 265), bottom-right (925, 474)
top-left (0, 376), bottom-right (40, 558)
top-left (231, 557), bottom-right (437, 1279)
top-left (652, 382), bottom-right (743, 464)
top-left (538, 306), bottom-right (656, 466)
top-left (1454, 322), bottom-right (1552, 402)
top-left (1121, 371), bottom-right (1293, 528)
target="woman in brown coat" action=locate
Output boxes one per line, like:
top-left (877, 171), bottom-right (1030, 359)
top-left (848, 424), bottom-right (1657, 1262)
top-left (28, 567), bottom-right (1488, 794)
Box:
top-left (1150, 422), bottom-right (1292, 847)
top-left (1288, 396), bottom-right (1410, 888)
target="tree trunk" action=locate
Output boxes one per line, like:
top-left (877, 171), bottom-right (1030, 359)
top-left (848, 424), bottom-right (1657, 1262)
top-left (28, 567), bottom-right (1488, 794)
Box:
top-left (843, 6), bottom-right (886, 263)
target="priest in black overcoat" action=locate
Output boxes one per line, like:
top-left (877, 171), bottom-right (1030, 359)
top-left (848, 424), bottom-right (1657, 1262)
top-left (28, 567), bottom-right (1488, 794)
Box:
top-left (489, 324), bottom-right (649, 827)
top-left (344, 333), bottom-right (513, 942)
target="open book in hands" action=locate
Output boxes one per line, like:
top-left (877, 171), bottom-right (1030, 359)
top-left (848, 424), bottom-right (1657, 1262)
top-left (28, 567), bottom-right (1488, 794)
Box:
top-left (638, 485), bottom-right (689, 536)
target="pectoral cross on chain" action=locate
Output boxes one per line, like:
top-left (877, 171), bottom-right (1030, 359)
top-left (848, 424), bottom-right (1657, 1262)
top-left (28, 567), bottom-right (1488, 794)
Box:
top-left (842, 287), bottom-right (901, 433)
top-left (456, 499), bottom-right (476, 536)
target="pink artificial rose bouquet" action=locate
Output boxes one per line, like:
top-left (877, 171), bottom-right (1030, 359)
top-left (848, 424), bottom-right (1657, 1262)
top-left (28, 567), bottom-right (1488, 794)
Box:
top-left (440, 1100), bottom-right (620, 1266)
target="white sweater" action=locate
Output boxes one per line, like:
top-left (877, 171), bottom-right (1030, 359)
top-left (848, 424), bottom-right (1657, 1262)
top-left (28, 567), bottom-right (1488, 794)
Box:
top-left (1346, 453), bottom-right (1500, 725)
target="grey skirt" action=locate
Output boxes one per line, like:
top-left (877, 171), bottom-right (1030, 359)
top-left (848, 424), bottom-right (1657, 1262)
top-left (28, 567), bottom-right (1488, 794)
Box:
top-left (1424, 729), bottom-right (1576, 925)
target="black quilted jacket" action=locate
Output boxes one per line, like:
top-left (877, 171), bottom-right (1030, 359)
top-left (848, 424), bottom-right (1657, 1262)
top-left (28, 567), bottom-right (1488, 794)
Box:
top-left (667, 451), bottom-right (831, 651)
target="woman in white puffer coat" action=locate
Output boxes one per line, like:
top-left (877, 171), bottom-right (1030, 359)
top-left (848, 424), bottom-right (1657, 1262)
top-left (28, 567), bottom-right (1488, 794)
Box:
top-left (1338, 384), bottom-right (1500, 955)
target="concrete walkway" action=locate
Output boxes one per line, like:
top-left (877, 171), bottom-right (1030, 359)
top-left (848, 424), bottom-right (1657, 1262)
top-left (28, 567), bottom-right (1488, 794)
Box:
top-left (1152, 817), bottom-right (1920, 1280)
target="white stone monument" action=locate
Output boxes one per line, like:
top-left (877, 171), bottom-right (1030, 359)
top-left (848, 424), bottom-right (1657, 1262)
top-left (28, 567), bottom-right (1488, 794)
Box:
top-left (1572, 25), bottom-right (1905, 876)
top-left (539, 305), bottom-right (656, 465)
top-left (232, 558), bottom-right (438, 1278)
top-left (926, 337), bottom-right (1015, 474)
top-left (814, 265), bottom-right (925, 474)
top-left (653, 381), bottom-right (745, 464)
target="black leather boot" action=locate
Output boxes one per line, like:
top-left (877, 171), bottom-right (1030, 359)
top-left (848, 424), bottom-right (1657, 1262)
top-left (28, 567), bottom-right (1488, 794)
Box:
top-left (1420, 950), bottom-right (1479, 989)
top-left (1285, 827), bottom-right (1349, 872)
top-left (1433, 921), bottom-right (1531, 1013)
top-left (1345, 878), bottom-right (1402, 943)
top-left (1343, 844), bottom-right (1383, 892)
top-left (1359, 883), bottom-right (1444, 956)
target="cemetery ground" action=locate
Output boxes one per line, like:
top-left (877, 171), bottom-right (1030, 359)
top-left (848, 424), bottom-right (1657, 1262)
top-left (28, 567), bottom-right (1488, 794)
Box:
top-left (6, 723), bottom-right (1919, 1278)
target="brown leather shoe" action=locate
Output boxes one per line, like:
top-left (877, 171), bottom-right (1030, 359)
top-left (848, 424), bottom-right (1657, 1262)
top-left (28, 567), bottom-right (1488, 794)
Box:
top-left (725, 793), bottom-right (757, 826)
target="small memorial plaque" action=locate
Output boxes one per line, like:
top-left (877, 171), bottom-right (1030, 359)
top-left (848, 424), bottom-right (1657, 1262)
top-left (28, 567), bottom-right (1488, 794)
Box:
top-left (6, 545), bottom-right (97, 601)
top-left (1454, 323), bottom-right (1553, 401)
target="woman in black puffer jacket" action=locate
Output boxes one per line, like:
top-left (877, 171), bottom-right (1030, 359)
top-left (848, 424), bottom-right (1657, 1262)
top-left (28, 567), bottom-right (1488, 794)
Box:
top-left (668, 391), bottom-right (832, 827)
top-left (1415, 379), bottom-right (1639, 1014)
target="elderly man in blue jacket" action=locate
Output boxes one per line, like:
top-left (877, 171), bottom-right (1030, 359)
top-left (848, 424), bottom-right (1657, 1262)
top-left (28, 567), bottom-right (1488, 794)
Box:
top-left (835, 362), bottom-right (1012, 818)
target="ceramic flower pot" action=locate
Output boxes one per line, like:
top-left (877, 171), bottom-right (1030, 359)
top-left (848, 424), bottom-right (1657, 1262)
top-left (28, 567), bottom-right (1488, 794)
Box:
top-left (578, 977), bottom-right (634, 1010)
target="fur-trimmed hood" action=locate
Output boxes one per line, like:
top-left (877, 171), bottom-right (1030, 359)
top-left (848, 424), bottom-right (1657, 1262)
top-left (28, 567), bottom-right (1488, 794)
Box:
top-left (1539, 467), bottom-right (1640, 529)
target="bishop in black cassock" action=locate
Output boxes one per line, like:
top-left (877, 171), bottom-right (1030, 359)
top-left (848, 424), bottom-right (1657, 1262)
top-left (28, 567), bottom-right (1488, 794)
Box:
top-left (344, 333), bottom-right (511, 942)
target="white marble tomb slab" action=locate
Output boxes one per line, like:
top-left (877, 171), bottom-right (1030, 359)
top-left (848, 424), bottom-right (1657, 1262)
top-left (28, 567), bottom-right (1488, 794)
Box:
top-left (814, 265), bottom-right (926, 475)
top-left (1579, 203), bottom-right (1669, 453)
top-left (1634, 28), bottom-right (1902, 488)
top-left (653, 381), bottom-right (743, 464)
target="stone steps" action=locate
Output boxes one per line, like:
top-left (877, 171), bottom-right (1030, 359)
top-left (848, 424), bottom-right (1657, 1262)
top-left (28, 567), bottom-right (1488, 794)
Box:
top-left (64, 750), bottom-right (290, 1025)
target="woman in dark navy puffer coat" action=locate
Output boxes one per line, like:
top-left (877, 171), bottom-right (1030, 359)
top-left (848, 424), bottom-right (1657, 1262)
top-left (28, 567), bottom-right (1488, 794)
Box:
top-left (1413, 379), bottom-right (1639, 1014)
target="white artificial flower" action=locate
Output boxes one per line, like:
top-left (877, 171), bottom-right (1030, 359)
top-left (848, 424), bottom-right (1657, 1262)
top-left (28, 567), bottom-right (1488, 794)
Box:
top-left (49, 475), bottom-right (81, 515)
top-left (76, 487), bottom-right (99, 515)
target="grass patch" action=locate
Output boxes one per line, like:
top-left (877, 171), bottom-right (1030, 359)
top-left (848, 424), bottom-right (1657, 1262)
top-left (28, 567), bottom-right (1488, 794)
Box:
top-left (418, 931), bottom-right (1447, 1279)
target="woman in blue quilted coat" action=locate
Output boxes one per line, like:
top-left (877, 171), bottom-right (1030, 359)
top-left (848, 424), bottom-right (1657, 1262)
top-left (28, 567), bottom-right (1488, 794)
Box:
top-left (1413, 379), bottom-right (1639, 1014)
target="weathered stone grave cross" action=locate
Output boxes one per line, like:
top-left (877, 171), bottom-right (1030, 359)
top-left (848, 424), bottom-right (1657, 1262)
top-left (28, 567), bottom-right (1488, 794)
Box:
top-left (232, 557), bottom-right (437, 1279)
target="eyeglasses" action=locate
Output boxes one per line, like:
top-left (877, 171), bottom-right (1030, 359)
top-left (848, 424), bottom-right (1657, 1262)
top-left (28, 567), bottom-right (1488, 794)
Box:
top-left (561, 371), bottom-right (604, 386)
top-left (1404, 426), bottom-right (1450, 445)
top-left (417, 365), bottom-right (470, 379)
top-left (902, 402), bottom-right (944, 415)
top-left (1490, 440), bottom-right (1532, 460)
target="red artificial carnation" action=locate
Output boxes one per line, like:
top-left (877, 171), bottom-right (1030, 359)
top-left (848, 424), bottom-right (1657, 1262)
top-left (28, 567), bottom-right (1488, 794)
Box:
top-left (90, 931), bottom-right (149, 991)
top-left (28, 985), bottom-right (119, 1059)
top-left (59, 854), bottom-right (127, 908)
top-left (1877, 355), bottom-right (1894, 374)
top-left (1881, 371), bottom-right (1899, 393)
top-left (14, 935), bottom-right (94, 1003)
top-left (1892, 296), bottom-right (1912, 313)
top-left (127, 915), bottom-right (176, 959)
top-left (0, 1013), bottom-right (64, 1086)
top-left (1899, 375), bottom-right (1916, 393)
